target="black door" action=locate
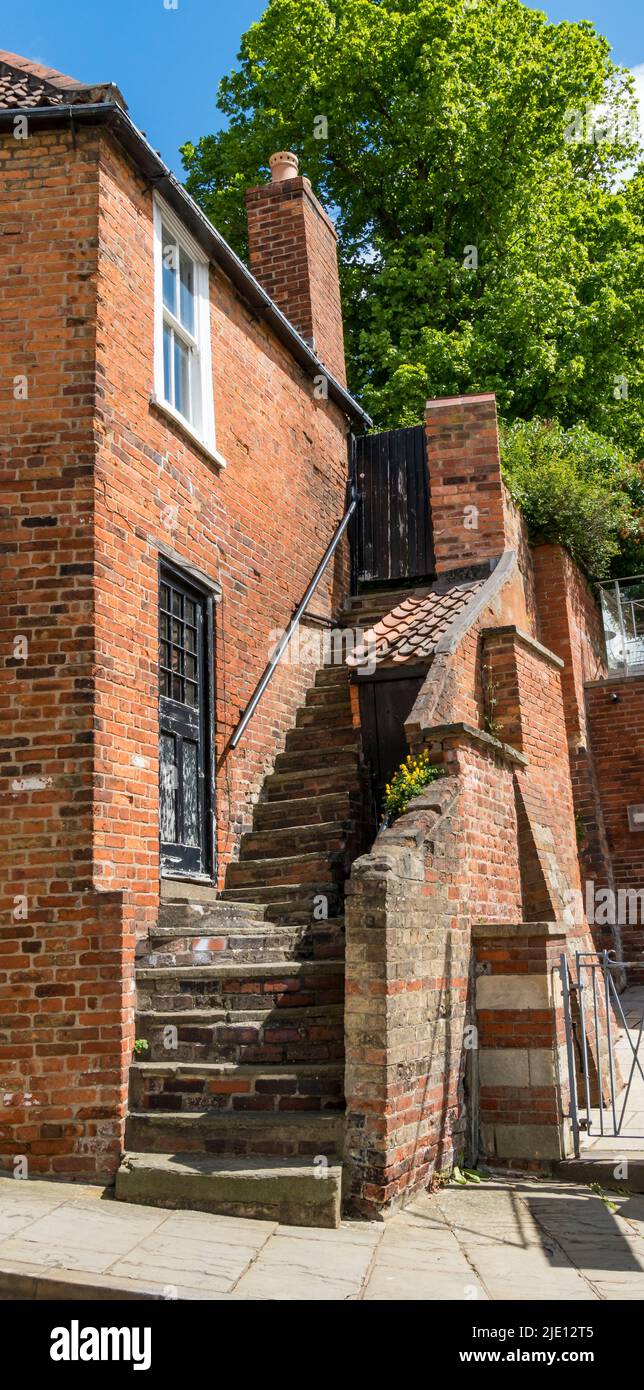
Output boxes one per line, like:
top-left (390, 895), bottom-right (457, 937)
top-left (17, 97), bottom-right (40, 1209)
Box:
top-left (357, 667), bottom-right (427, 825)
top-left (352, 426), bottom-right (435, 587)
top-left (159, 564), bottom-right (213, 877)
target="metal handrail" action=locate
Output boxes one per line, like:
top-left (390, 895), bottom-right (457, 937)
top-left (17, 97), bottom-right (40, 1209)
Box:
top-left (229, 489), bottom-right (358, 749)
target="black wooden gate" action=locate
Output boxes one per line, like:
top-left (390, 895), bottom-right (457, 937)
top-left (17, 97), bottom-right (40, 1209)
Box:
top-left (352, 425), bottom-right (435, 587)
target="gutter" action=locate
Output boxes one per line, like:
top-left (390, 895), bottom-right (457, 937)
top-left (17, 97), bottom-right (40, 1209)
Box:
top-left (0, 101), bottom-right (372, 430)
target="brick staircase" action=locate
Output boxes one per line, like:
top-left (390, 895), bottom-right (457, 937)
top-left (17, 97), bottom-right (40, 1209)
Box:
top-left (116, 657), bottom-right (371, 1228)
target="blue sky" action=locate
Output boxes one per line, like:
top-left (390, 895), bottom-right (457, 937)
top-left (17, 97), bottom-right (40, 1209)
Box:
top-left (2, 0), bottom-right (643, 177)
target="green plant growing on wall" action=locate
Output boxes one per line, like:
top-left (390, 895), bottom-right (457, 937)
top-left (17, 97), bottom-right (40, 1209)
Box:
top-left (382, 750), bottom-right (442, 825)
top-left (133, 1039), bottom-right (149, 1056)
top-left (575, 810), bottom-right (588, 848)
top-left (482, 664), bottom-right (502, 740)
top-left (500, 418), bottom-right (644, 578)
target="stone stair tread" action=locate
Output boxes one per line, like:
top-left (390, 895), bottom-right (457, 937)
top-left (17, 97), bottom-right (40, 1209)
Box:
top-left (127, 1109), bottom-right (344, 1133)
top-left (222, 882), bottom-right (340, 901)
top-left (136, 958), bottom-right (344, 980)
top-left (254, 793), bottom-right (357, 825)
top-left (130, 1060), bottom-right (343, 1077)
top-left (116, 1152), bottom-right (342, 1227)
top-left (136, 1003), bottom-right (344, 1024)
top-left (160, 896), bottom-right (267, 919)
top-left (230, 850), bottom-right (344, 872)
top-left (149, 922), bottom-right (312, 939)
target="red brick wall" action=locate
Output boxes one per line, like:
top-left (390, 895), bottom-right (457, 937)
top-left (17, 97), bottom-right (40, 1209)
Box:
top-left (532, 544), bottom-right (612, 901)
top-left (0, 126), bottom-right (133, 1180)
top-left (246, 174), bottom-right (346, 386)
top-left (1, 123), bottom-right (353, 1178)
top-left (586, 675), bottom-right (644, 969)
top-left (93, 132), bottom-right (351, 899)
top-left (425, 393), bottom-right (516, 572)
top-left (482, 626), bottom-right (583, 921)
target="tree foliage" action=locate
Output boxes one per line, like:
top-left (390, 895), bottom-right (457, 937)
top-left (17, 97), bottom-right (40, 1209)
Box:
top-left (500, 418), bottom-right (644, 578)
top-left (181, 0), bottom-right (643, 463)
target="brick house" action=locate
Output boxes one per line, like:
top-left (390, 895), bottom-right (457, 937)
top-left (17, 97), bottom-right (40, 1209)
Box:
top-left (1, 52), bottom-right (642, 1226)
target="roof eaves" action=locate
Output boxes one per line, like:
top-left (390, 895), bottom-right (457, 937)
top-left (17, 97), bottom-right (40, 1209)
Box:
top-left (0, 98), bottom-right (371, 429)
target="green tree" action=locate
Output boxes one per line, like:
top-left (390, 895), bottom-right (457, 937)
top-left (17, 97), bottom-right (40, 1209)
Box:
top-left (181, 0), bottom-right (643, 457)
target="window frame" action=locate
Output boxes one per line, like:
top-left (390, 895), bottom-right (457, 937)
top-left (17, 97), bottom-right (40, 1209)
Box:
top-left (152, 195), bottom-right (216, 454)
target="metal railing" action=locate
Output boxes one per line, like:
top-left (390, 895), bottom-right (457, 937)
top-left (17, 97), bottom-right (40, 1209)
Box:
top-left (229, 489), bottom-right (358, 749)
top-left (599, 574), bottom-right (644, 674)
top-left (562, 950), bottom-right (644, 1155)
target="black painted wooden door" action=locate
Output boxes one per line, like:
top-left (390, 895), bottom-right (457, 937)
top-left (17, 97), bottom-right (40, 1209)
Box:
top-left (358, 670), bottom-right (426, 823)
top-left (353, 425), bottom-right (435, 585)
top-left (159, 565), bottom-right (211, 877)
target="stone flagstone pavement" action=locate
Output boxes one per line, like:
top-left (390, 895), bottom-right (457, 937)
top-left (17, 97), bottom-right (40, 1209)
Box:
top-left (1, 1174), bottom-right (644, 1300)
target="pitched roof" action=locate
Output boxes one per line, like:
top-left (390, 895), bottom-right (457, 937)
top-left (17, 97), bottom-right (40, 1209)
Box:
top-left (348, 578), bottom-right (485, 668)
top-left (0, 50), bottom-right (124, 110)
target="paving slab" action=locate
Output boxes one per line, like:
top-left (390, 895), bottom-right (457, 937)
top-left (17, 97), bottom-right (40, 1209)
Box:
top-left (1, 1172), bottom-right (644, 1300)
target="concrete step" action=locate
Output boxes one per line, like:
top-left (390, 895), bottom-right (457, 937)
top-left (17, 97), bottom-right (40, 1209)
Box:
top-left (273, 746), bottom-right (360, 775)
top-left (130, 1060), bottom-right (344, 1113)
top-left (253, 790), bottom-right (358, 830)
top-left (124, 1107), bottom-right (345, 1159)
top-left (136, 1002), bottom-right (344, 1065)
top-left (239, 822), bottom-right (349, 861)
top-left (116, 1151), bottom-right (342, 1228)
top-left (226, 851), bottom-right (345, 891)
top-left (136, 957), bottom-right (344, 1013)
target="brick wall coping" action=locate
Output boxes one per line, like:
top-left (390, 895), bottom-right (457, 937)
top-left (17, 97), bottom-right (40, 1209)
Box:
top-left (425, 391), bottom-right (496, 410)
top-left (585, 671), bottom-right (644, 689)
top-left (482, 624), bottom-right (564, 670)
top-left (472, 922), bottom-right (567, 940)
top-left (423, 719), bottom-right (529, 767)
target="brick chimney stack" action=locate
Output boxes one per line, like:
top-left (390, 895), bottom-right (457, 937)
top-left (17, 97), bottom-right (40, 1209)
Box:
top-left (246, 153), bottom-right (347, 386)
top-left (425, 392), bottom-right (515, 573)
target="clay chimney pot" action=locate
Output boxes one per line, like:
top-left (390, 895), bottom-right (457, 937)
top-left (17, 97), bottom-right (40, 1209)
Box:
top-left (269, 151), bottom-right (299, 183)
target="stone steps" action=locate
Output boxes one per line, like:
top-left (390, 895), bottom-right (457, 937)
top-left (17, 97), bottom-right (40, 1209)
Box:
top-left (273, 745), bottom-right (360, 775)
top-left (265, 765), bottom-right (358, 799)
top-left (136, 958), bottom-right (345, 1013)
top-left (120, 657), bottom-right (366, 1227)
top-left (116, 1152), bottom-right (342, 1228)
top-left (125, 1108), bottom-right (345, 1159)
top-left (136, 1003), bottom-right (344, 1065)
top-left (138, 918), bottom-right (344, 967)
top-left (130, 1060), bottom-right (345, 1113)
top-left (253, 790), bottom-right (358, 830)
top-left (284, 724), bottom-right (357, 753)
top-left (226, 850), bottom-right (346, 891)
top-left (221, 882), bottom-right (343, 922)
top-left (312, 664), bottom-right (350, 687)
top-left (239, 821), bottom-right (348, 860)
top-left (296, 699), bottom-right (350, 726)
